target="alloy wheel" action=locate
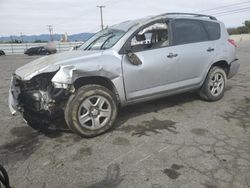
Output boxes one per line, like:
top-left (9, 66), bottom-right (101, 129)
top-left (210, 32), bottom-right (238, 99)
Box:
top-left (77, 95), bottom-right (112, 130)
top-left (209, 72), bottom-right (225, 97)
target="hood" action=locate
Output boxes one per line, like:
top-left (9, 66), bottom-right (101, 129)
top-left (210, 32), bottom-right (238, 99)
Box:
top-left (15, 50), bottom-right (103, 80)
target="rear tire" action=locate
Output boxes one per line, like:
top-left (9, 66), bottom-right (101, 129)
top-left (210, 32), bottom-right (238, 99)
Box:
top-left (199, 66), bottom-right (227, 101)
top-left (64, 84), bottom-right (118, 138)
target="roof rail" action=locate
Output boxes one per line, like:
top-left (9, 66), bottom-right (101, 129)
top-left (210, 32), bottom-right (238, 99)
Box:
top-left (159, 13), bottom-right (217, 20)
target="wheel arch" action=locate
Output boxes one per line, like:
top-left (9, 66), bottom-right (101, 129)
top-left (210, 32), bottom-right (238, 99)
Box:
top-left (210, 60), bottom-right (230, 77)
top-left (73, 76), bottom-right (121, 106)
top-left (201, 60), bottom-right (230, 88)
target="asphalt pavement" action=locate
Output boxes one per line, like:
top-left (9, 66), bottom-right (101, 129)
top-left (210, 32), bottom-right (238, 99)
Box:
top-left (0, 42), bottom-right (249, 188)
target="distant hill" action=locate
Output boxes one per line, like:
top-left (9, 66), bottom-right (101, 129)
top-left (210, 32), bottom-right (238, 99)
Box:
top-left (0, 33), bottom-right (94, 43)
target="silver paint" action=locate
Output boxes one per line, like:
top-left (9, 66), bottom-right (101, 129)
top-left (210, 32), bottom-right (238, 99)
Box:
top-left (9, 13), bottom-right (240, 114)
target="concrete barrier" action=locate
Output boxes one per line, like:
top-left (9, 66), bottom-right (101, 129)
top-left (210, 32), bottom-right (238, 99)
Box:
top-left (230, 34), bottom-right (250, 43)
top-left (1, 34), bottom-right (249, 55)
top-left (0, 42), bottom-right (83, 55)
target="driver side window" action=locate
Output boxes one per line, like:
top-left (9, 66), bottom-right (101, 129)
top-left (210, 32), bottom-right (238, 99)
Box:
top-left (130, 21), bottom-right (169, 52)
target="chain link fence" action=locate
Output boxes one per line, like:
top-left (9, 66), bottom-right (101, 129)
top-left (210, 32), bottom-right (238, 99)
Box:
top-left (230, 34), bottom-right (250, 43)
top-left (0, 42), bottom-right (83, 55)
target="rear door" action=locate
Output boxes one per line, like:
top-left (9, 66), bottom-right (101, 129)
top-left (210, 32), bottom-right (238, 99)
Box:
top-left (170, 19), bottom-right (217, 85)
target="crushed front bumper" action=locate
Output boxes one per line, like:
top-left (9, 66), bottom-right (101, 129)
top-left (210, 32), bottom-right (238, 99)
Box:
top-left (8, 76), bottom-right (21, 115)
top-left (228, 59), bottom-right (240, 79)
top-left (8, 73), bottom-right (70, 117)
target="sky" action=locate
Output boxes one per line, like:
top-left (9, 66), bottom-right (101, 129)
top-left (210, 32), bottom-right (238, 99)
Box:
top-left (0, 0), bottom-right (249, 36)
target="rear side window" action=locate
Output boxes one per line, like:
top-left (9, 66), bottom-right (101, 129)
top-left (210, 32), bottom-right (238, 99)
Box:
top-left (172, 19), bottom-right (208, 45)
top-left (202, 21), bottom-right (221, 40)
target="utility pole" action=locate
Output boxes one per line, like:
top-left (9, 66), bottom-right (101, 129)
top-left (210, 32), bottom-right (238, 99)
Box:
top-left (10, 35), bottom-right (14, 54)
top-left (10, 35), bottom-right (13, 43)
top-left (20, 32), bottom-right (24, 43)
top-left (97, 5), bottom-right (105, 30)
top-left (47, 25), bottom-right (54, 41)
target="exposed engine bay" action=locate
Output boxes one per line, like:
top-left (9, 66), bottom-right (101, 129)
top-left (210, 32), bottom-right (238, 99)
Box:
top-left (14, 72), bottom-right (71, 121)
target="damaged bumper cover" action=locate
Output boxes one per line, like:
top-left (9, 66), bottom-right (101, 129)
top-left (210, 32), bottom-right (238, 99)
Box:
top-left (228, 58), bottom-right (240, 79)
top-left (9, 76), bottom-right (20, 115)
top-left (8, 68), bottom-right (73, 116)
top-left (8, 50), bottom-right (125, 116)
top-left (8, 64), bottom-right (102, 115)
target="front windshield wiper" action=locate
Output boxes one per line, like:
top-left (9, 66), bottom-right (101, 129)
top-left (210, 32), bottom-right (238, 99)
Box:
top-left (100, 34), bottom-right (115, 50)
top-left (85, 32), bottom-right (114, 50)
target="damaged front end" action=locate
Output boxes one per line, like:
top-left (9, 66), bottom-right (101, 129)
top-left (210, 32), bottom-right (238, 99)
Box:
top-left (9, 71), bottom-right (72, 123)
top-left (9, 49), bottom-right (125, 129)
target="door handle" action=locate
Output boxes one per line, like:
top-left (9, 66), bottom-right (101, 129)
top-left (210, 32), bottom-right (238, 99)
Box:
top-left (167, 53), bottom-right (178, 58)
top-left (207, 47), bottom-right (215, 52)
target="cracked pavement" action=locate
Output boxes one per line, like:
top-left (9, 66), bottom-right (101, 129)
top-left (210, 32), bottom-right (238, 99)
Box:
top-left (0, 42), bottom-right (249, 188)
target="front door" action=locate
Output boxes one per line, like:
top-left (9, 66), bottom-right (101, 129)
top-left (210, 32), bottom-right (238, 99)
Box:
top-left (122, 20), bottom-right (179, 101)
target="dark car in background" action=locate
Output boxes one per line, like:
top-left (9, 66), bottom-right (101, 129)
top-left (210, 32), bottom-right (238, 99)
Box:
top-left (24, 46), bottom-right (57, 56)
top-left (0, 50), bottom-right (5, 56)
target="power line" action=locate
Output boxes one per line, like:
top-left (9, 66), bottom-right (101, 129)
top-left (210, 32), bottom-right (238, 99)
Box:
top-left (103, 0), bottom-right (121, 6)
top-left (47, 25), bottom-right (54, 41)
top-left (193, 1), bottom-right (250, 18)
top-left (213, 6), bottom-right (250, 15)
top-left (204, 4), bottom-right (250, 14)
top-left (195, 0), bottom-right (250, 13)
top-left (47, 0), bottom-right (250, 34)
top-left (56, 0), bottom-right (120, 32)
top-left (215, 8), bottom-right (250, 17)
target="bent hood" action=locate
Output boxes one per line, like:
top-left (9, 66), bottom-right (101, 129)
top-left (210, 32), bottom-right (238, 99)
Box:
top-left (15, 50), bottom-right (103, 80)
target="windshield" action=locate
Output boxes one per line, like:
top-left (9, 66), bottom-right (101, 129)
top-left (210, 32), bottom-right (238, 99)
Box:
top-left (79, 29), bottom-right (126, 51)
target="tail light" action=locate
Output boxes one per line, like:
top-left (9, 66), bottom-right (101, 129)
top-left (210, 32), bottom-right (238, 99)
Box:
top-left (228, 39), bottom-right (237, 47)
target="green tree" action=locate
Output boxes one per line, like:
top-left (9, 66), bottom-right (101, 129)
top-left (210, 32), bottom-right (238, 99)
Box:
top-left (244, 20), bottom-right (250, 30)
top-left (237, 26), bottom-right (249, 34)
top-left (228, 28), bottom-right (239, 35)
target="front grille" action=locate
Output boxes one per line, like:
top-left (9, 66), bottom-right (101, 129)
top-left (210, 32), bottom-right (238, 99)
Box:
top-left (16, 72), bottom-right (57, 92)
top-left (16, 79), bottom-right (39, 91)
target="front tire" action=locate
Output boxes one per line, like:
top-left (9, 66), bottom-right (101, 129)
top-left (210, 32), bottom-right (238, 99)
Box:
top-left (64, 84), bottom-right (118, 138)
top-left (199, 66), bottom-right (227, 101)
top-left (23, 110), bottom-right (49, 132)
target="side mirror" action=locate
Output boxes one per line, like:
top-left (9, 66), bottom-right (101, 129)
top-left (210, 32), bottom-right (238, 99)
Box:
top-left (127, 51), bottom-right (142, 66)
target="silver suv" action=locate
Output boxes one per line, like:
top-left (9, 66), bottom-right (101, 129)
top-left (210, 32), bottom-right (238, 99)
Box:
top-left (9, 13), bottom-right (240, 137)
